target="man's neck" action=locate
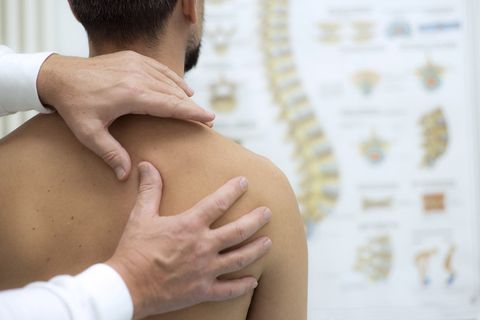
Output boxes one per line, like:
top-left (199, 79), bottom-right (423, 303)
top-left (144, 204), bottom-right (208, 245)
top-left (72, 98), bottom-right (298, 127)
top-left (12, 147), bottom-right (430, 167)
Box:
top-left (89, 32), bottom-right (187, 77)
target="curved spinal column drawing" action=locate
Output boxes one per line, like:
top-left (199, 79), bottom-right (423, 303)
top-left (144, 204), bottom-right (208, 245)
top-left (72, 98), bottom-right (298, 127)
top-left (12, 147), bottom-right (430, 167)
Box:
top-left (420, 107), bottom-right (448, 168)
top-left (261, 0), bottom-right (339, 228)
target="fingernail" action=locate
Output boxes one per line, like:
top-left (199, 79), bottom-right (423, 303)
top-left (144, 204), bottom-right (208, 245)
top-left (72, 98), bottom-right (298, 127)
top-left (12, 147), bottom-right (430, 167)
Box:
top-left (263, 208), bottom-right (272, 221)
top-left (115, 167), bottom-right (126, 180)
top-left (240, 177), bottom-right (248, 191)
top-left (263, 238), bottom-right (272, 248)
top-left (207, 111), bottom-right (216, 119)
top-left (188, 87), bottom-right (195, 95)
top-left (252, 281), bottom-right (258, 289)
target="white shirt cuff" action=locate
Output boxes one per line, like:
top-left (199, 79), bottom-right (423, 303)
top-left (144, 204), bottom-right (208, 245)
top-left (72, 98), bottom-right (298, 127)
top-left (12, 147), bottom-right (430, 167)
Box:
top-left (0, 47), bottom-right (55, 115)
top-left (75, 264), bottom-right (134, 320)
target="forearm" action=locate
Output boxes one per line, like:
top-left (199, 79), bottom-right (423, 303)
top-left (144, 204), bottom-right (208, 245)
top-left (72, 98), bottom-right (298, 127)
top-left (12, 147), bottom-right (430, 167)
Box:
top-left (0, 264), bottom-right (133, 320)
top-left (0, 45), bottom-right (54, 116)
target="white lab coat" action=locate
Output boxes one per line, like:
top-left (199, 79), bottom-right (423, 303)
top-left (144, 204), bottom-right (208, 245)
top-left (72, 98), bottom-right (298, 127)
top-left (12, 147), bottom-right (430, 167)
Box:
top-left (0, 45), bottom-right (54, 115)
top-left (0, 46), bottom-right (134, 320)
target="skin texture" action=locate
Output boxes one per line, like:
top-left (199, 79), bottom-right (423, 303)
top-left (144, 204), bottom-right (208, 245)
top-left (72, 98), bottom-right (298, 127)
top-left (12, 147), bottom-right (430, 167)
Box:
top-left (1, 0), bottom-right (307, 318)
top-left (37, 51), bottom-right (215, 181)
top-left (0, 114), bottom-right (308, 319)
top-left (107, 166), bottom-right (273, 318)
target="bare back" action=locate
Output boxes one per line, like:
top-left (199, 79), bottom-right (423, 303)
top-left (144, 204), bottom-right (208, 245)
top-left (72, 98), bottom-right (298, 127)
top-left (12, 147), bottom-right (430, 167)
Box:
top-left (0, 114), bottom-right (307, 320)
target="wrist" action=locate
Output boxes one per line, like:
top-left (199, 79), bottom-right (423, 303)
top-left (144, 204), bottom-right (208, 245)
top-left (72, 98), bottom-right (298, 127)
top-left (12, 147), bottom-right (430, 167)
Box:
top-left (37, 54), bottom-right (88, 111)
top-left (37, 53), bottom-right (60, 109)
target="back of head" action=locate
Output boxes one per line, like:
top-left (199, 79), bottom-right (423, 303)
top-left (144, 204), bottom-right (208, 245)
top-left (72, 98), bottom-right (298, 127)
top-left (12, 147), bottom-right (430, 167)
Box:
top-left (68, 0), bottom-right (205, 73)
top-left (69, 0), bottom-right (178, 46)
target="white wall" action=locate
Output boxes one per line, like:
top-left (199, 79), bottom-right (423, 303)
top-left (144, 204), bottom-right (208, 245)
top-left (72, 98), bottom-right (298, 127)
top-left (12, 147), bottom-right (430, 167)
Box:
top-left (0, 0), bottom-right (87, 137)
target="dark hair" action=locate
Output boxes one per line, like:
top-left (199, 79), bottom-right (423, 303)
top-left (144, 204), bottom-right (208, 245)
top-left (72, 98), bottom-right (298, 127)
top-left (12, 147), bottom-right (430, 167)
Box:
top-left (69, 0), bottom-right (178, 45)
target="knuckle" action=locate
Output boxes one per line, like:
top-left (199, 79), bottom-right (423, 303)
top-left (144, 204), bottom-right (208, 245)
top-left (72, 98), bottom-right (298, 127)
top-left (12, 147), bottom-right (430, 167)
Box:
top-left (159, 96), bottom-right (179, 117)
top-left (168, 97), bottom-right (184, 116)
top-left (214, 197), bottom-right (229, 212)
top-left (131, 73), bottom-right (146, 83)
top-left (172, 95), bottom-right (185, 106)
top-left (176, 214), bottom-right (191, 227)
top-left (227, 287), bottom-right (235, 298)
top-left (102, 149), bottom-right (120, 166)
top-left (176, 91), bottom-right (188, 100)
top-left (77, 123), bottom-right (97, 140)
top-left (194, 241), bottom-right (212, 256)
top-left (234, 223), bottom-right (247, 241)
top-left (203, 281), bottom-right (213, 294)
top-left (235, 256), bottom-right (245, 269)
top-left (204, 231), bottom-right (218, 247)
top-left (194, 278), bottom-right (210, 293)
top-left (182, 212), bottom-right (201, 229)
top-left (257, 213), bottom-right (267, 229)
top-left (202, 282), bottom-right (215, 300)
top-left (158, 63), bottom-right (168, 73)
top-left (77, 126), bottom-right (107, 149)
top-left (125, 57), bottom-right (136, 66)
top-left (138, 181), bottom-right (157, 194)
top-left (131, 70), bottom-right (147, 79)
top-left (122, 77), bottom-right (145, 96)
top-left (122, 79), bottom-right (138, 92)
top-left (188, 218), bottom-right (202, 231)
top-left (123, 50), bottom-right (139, 60)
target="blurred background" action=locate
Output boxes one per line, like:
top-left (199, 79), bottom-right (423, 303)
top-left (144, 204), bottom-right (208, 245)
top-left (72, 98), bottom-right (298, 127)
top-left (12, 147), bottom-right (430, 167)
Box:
top-left (1, 0), bottom-right (480, 319)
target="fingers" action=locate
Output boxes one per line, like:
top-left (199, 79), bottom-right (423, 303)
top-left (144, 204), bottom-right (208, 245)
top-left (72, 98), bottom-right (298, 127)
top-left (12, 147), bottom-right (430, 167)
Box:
top-left (213, 207), bottom-right (271, 251)
top-left (132, 162), bottom-right (163, 216)
top-left (139, 92), bottom-right (215, 123)
top-left (215, 236), bottom-right (272, 276)
top-left (143, 67), bottom-right (187, 100)
top-left (205, 121), bottom-right (214, 128)
top-left (186, 177), bottom-right (249, 225)
top-left (143, 58), bottom-right (194, 96)
top-left (140, 58), bottom-right (216, 124)
top-left (208, 277), bottom-right (259, 302)
top-left (79, 127), bottom-right (132, 180)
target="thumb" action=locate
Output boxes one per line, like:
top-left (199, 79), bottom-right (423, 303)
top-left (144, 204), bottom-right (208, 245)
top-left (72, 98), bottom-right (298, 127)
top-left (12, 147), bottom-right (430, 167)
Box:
top-left (80, 128), bottom-right (132, 181)
top-left (134, 162), bottom-right (163, 215)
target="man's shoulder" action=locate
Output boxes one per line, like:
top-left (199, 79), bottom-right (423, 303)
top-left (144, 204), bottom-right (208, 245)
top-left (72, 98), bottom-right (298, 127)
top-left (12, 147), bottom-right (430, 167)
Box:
top-left (2, 113), bottom-right (295, 209)
top-left (112, 115), bottom-right (297, 211)
top-left (1, 114), bottom-right (288, 186)
top-left (113, 115), bottom-right (284, 180)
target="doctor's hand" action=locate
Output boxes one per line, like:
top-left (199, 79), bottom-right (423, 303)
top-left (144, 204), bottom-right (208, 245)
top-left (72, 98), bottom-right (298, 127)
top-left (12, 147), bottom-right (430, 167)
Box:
top-left (37, 51), bottom-right (214, 181)
top-left (107, 162), bottom-right (272, 319)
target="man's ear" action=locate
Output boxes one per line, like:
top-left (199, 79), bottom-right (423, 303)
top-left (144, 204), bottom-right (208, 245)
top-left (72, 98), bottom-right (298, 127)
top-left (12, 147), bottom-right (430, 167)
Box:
top-left (182, 0), bottom-right (199, 24)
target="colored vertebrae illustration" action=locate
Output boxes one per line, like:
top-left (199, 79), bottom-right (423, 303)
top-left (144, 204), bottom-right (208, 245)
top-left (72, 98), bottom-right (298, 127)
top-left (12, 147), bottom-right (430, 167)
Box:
top-left (261, 0), bottom-right (340, 230)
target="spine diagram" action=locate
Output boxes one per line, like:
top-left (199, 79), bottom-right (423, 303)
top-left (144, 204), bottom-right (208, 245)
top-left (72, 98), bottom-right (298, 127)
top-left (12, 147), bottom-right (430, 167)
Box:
top-left (354, 235), bottom-right (393, 282)
top-left (420, 107), bottom-right (449, 168)
top-left (261, 0), bottom-right (339, 229)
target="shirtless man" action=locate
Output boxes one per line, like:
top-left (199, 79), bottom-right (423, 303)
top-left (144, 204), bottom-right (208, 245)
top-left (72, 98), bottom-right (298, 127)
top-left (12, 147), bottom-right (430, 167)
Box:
top-left (0, 0), bottom-right (308, 319)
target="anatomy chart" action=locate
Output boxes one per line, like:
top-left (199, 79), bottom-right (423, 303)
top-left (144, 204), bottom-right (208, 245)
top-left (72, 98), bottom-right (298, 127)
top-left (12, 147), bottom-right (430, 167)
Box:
top-left (186, 0), bottom-right (480, 319)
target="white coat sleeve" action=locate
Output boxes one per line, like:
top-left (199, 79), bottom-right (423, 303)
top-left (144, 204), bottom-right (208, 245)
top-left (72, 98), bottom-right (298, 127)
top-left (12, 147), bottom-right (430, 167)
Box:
top-left (0, 264), bottom-right (134, 320)
top-left (0, 45), bottom-right (55, 116)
